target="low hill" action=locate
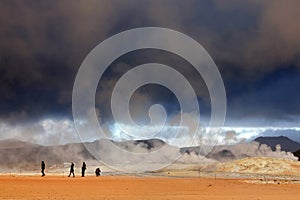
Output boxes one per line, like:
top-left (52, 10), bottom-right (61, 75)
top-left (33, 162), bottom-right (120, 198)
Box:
top-left (217, 157), bottom-right (300, 175)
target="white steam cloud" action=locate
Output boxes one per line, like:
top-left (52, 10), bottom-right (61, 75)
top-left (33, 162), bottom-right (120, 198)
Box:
top-left (1, 117), bottom-right (300, 147)
top-left (0, 119), bottom-right (80, 146)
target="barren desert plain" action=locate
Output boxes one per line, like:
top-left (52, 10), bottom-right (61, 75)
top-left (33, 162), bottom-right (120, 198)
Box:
top-left (1, 157), bottom-right (300, 200)
top-left (1, 175), bottom-right (300, 200)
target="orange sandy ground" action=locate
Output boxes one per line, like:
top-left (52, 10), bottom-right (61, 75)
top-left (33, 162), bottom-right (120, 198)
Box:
top-left (0, 175), bottom-right (300, 200)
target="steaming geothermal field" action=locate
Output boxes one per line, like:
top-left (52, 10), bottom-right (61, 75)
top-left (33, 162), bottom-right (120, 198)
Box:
top-left (1, 138), bottom-right (300, 199)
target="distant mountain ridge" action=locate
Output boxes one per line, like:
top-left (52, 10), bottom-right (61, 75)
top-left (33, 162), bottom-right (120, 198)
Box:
top-left (254, 136), bottom-right (300, 152)
top-left (0, 138), bottom-right (168, 168)
top-left (0, 136), bottom-right (299, 169)
top-left (0, 139), bottom-right (89, 168)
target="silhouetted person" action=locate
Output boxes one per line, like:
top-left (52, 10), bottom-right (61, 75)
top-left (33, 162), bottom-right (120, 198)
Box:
top-left (81, 162), bottom-right (86, 177)
top-left (41, 161), bottom-right (45, 177)
top-left (68, 162), bottom-right (75, 177)
top-left (95, 168), bottom-right (101, 177)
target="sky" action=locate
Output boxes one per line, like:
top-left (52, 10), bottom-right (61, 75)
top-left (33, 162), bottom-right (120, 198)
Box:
top-left (1, 0), bottom-right (300, 145)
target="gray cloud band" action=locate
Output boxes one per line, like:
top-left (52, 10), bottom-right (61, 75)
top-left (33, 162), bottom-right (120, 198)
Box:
top-left (72, 27), bottom-right (226, 172)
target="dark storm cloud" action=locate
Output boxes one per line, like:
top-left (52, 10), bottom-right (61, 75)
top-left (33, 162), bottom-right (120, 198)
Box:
top-left (228, 66), bottom-right (300, 120)
top-left (210, 0), bottom-right (300, 73)
top-left (0, 0), bottom-right (127, 121)
top-left (0, 0), bottom-right (300, 124)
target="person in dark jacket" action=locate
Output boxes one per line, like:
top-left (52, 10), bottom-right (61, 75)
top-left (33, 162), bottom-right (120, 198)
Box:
top-left (81, 162), bottom-right (86, 177)
top-left (68, 162), bottom-right (75, 177)
top-left (95, 167), bottom-right (101, 177)
top-left (41, 161), bottom-right (45, 177)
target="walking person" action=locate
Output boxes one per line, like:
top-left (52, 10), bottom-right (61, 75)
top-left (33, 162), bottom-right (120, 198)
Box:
top-left (68, 162), bottom-right (75, 177)
top-left (81, 162), bottom-right (86, 177)
top-left (41, 161), bottom-right (45, 177)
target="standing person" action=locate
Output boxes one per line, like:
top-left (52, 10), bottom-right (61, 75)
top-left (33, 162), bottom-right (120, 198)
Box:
top-left (68, 162), bottom-right (75, 177)
top-left (41, 161), bottom-right (45, 177)
top-left (81, 162), bottom-right (86, 177)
